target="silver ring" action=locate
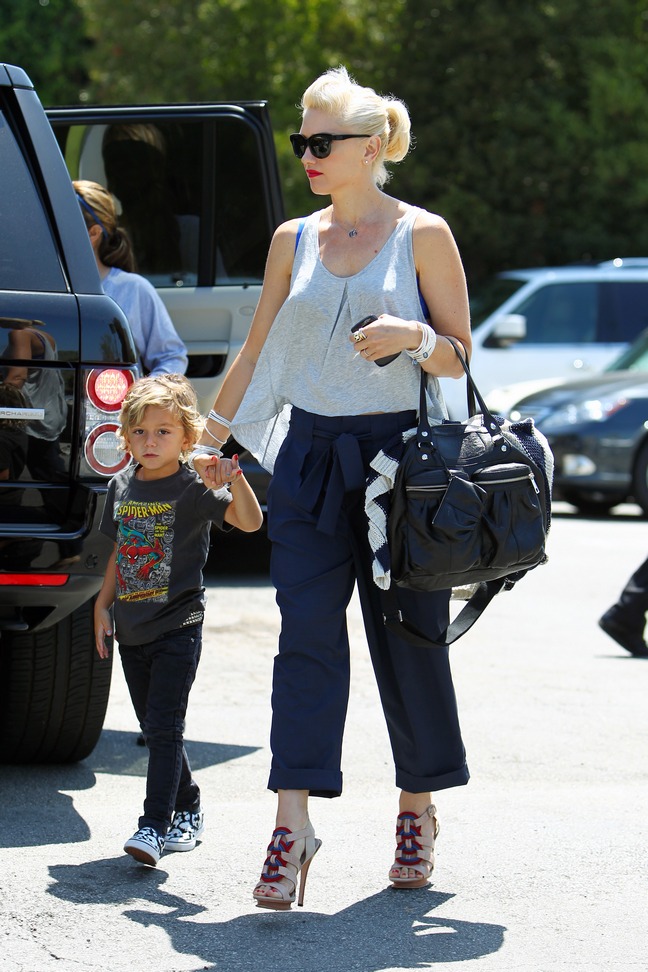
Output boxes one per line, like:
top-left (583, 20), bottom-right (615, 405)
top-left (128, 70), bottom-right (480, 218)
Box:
top-left (353, 329), bottom-right (367, 343)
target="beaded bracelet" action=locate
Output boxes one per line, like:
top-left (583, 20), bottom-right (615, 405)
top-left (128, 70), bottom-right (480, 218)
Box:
top-left (406, 322), bottom-right (437, 363)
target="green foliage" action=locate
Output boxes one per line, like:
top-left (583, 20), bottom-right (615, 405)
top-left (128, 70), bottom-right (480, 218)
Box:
top-left (386, 0), bottom-right (648, 279)
top-left (5, 0), bottom-right (648, 280)
top-left (76, 0), bottom-right (392, 217)
top-left (0, 0), bottom-right (89, 104)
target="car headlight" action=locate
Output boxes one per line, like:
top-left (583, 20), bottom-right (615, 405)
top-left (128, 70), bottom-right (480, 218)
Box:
top-left (540, 395), bottom-right (629, 431)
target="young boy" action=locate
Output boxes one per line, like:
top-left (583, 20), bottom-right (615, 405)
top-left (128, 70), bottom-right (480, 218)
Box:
top-left (94, 374), bottom-right (263, 866)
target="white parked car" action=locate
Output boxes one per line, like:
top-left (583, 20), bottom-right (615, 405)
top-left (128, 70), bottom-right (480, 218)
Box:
top-left (441, 259), bottom-right (648, 418)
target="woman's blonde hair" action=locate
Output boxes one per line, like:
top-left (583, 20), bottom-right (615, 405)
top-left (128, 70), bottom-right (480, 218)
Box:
top-left (73, 179), bottom-right (136, 272)
top-left (118, 374), bottom-right (203, 459)
top-left (301, 66), bottom-right (411, 188)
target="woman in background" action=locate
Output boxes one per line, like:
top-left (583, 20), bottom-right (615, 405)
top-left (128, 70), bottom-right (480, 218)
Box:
top-left (74, 180), bottom-right (187, 377)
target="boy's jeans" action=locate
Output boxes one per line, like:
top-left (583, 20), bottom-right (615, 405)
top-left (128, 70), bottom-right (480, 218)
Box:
top-left (119, 624), bottom-right (202, 835)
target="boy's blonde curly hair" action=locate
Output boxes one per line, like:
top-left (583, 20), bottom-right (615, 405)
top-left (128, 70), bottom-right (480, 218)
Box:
top-left (118, 374), bottom-right (203, 460)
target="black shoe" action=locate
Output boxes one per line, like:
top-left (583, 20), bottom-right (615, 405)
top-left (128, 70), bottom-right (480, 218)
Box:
top-left (598, 611), bottom-right (648, 657)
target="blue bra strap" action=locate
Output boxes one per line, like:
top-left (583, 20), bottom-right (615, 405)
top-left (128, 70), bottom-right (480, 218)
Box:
top-left (295, 218), bottom-right (306, 253)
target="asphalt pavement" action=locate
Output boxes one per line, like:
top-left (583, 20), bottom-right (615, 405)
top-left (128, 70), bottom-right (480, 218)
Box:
top-left (1, 504), bottom-right (647, 972)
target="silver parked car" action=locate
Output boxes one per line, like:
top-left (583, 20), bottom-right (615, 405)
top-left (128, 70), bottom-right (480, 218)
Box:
top-left (503, 328), bottom-right (648, 516)
top-left (442, 259), bottom-right (648, 419)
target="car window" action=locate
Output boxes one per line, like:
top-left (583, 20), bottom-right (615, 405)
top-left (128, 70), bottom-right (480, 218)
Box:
top-left (509, 282), bottom-right (598, 344)
top-left (469, 276), bottom-right (526, 329)
top-left (599, 282), bottom-right (648, 343)
top-left (56, 114), bottom-right (270, 289)
top-left (213, 116), bottom-right (273, 285)
top-left (101, 120), bottom-right (202, 286)
top-left (0, 109), bottom-right (66, 293)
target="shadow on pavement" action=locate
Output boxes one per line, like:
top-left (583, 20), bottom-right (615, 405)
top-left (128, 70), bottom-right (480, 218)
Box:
top-left (48, 857), bottom-right (506, 970)
top-left (0, 762), bottom-right (95, 848)
top-left (0, 731), bottom-right (258, 849)
top-left (89, 728), bottom-right (259, 777)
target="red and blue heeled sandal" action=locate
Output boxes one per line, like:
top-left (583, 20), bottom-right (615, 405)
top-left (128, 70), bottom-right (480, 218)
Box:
top-left (253, 822), bottom-right (322, 910)
top-left (389, 804), bottom-right (439, 888)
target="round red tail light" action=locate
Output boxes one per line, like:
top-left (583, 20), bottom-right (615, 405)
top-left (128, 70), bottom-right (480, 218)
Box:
top-left (86, 368), bottom-right (133, 412)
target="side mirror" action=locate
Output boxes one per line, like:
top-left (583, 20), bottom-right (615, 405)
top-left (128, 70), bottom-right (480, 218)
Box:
top-left (487, 313), bottom-right (527, 348)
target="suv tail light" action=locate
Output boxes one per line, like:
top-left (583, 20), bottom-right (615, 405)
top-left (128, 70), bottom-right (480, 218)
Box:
top-left (82, 367), bottom-right (137, 476)
top-left (86, 368), bottom-right (132, 411)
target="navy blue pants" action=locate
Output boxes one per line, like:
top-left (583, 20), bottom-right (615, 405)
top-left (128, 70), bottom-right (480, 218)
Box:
top-left (266, 408), bottom-right (469, 798)
top-left (119, 624), bottom-right (202, 835)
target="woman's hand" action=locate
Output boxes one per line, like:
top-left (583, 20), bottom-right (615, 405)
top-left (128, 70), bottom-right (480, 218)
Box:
top-left (194, 453), bottom-right (243, 489)
top-left (349, 314), bottom-right (421, 363)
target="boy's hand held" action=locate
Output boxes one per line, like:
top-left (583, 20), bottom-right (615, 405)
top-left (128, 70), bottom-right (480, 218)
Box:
top-left (94, 606), bottom-right (113, 660)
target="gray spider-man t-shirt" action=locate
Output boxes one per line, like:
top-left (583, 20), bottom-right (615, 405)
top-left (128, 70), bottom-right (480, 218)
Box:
top-left (99, 463), bottom-right (231, 645)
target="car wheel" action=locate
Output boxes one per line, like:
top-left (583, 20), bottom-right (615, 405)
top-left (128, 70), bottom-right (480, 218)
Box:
top-left (0, 598), bottom-right (112, 764)
top-left (560, 489), bottom-right (618, 517)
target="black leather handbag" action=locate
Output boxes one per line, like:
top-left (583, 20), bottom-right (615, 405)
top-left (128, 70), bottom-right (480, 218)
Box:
top-left (380, 339), bottom-right (553, 648)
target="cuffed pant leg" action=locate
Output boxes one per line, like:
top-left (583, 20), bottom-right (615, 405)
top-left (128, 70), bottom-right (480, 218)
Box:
top-left (352, 513), bottom-right (469, 794)
top-left (268, 502), bottom-right (355, 799)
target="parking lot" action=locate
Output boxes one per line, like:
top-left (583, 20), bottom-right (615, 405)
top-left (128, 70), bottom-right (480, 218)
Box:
top-left (1, 505), bottom-right (647, 972)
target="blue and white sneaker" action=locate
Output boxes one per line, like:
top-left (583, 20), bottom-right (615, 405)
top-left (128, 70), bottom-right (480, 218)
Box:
top-left (124, 826), bottom-right (165, 866)
top-left (164, 808), bottom-right (205, 852)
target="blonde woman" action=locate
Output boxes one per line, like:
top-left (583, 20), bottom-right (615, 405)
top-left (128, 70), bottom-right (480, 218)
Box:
top-left (194, 67), bottom-right (473, 909)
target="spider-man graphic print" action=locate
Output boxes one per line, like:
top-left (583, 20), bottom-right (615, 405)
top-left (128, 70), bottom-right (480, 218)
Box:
top-left (99, 465), bottom-right (231, 645)
top-left (115, 500), bottom-right (176, 603)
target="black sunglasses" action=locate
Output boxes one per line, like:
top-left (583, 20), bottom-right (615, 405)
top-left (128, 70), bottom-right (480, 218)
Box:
top-left (290, 132), bottom-right (369, 160)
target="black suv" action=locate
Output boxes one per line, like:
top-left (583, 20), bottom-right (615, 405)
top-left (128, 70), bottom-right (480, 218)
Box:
top-left (1, 65), bottom-right (284, 764)
top-left (0, 64), bottom-right (141, 763)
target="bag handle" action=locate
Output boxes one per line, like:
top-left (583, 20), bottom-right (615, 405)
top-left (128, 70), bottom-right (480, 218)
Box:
top-left (382, 577), bottom-right (515, 648)
top-left (451, 338), bottom-right (503, 427)
top-left (418, 337), bottom-right (502, 429)
top-left (415, 338), bottom-right (505, 473)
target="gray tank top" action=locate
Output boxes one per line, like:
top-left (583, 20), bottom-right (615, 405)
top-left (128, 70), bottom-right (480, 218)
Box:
top-left (231, 204), bottom-right (446, 471)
